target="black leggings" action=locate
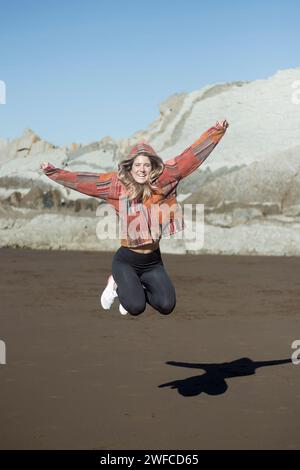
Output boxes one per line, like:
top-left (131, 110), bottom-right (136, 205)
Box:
top-left (112, 246), bottom-right (176, 316)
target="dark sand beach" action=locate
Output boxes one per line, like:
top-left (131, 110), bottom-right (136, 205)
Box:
top-left (0, 247), bottom-right (299, 450)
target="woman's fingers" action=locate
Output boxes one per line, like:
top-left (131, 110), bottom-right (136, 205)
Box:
top-left (40, 161), bottom-right (51, 170)
top-left (217, 119), bottom-right (229, 129)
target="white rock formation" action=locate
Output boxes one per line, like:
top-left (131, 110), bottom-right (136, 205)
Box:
top-left (1, 66), bottom-right (300, 255)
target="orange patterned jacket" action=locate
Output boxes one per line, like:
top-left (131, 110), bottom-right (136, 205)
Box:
top-left (42, 122), bottom-right (227, 247)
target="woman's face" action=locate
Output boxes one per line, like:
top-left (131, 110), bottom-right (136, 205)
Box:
top-left (130, 155), bottom-right (152, 184)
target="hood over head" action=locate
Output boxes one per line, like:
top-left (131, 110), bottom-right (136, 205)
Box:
top-left (128, 141), bottom-right (158, 159)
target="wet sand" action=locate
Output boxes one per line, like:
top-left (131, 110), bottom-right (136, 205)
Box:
top-left (0, 247), bottom-right (300, 450)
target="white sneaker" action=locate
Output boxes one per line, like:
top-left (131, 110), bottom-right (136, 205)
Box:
top-left (119, 303), bottom-right (128, 316)
top-left (100, 275), bottom-right (118, 310)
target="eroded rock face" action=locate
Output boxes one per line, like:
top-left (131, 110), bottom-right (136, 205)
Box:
top-left (185, 144), bottom-right (300, 211)
top-left (0, 186), bottom-right (101, 213)
top-left (4, 128), bottom-right (54, 159)
top-left (1, 66), bottom-right (300, 254)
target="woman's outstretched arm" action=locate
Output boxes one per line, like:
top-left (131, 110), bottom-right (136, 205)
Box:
top-left (40, 162), bottom-right (116, 201)
top-left (161, 119), bottom-right (229, 182)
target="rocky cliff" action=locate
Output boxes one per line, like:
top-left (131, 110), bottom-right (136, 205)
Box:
top-left (1, 66), bottom-right (300, 255)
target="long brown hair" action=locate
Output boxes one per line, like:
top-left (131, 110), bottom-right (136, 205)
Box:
top-left (117, 151), bottom-right (165, 202)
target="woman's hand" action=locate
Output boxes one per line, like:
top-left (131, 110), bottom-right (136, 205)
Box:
top-left (216, 119), bottom-right (229, 130)
top-left (40, 161), bottom-right (54, 171)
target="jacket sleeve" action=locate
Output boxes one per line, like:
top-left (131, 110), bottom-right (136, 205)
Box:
top-left (42, 164), bottom-right (115, 201)
top-left (161, 122), bottom-right (228, 183)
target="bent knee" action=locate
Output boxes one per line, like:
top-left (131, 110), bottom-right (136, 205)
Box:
top-left (125, 300), bottom-right (146, 316)
top-left (157, 299), bottom-right (176, 315)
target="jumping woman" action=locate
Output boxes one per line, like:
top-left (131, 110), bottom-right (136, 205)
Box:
top-left (40, 119), bottom-right (229, 316)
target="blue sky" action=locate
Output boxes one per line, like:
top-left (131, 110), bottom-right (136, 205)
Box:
top-left (0, 0), bottom-right (299, 146)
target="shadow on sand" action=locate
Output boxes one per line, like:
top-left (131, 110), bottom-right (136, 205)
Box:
top-left (158, 357), bottom-right (292, 397)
